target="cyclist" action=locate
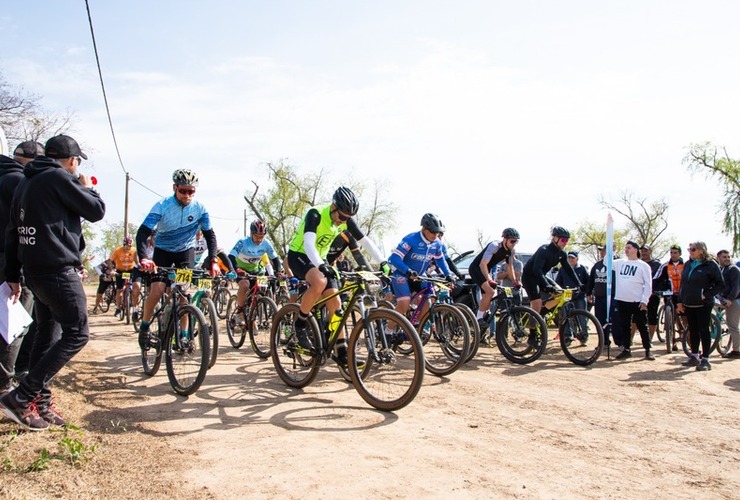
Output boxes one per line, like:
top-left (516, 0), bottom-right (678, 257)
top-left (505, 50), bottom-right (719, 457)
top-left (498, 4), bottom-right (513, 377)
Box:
top-left (228, 220), bottom-right (282, 325)
top-left (639, 244), bottom-right (662, 341)
top-left (109, 236), bottom-right (139, 319)
top-left (135, 169), bottom-right (222, 350)
top-left (326, 229), bottom-right (371, 271)
top-left (287, 186), bottom-right (384, 366)
top-left (652, 244), bottom-right (685, 344)
top-left (92, 258), bottom-right (115, 314)
top-left (387, 213), bottom-right (456, 322)
top-left (468, 228), bottom-right (520, 333)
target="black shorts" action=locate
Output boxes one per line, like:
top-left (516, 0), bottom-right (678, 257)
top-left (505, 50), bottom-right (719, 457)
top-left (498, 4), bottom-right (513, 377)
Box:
top-left (647, 294), bottom-right (660, 325)
top-left (97, 278), bottom-right (114, 295)
top-left (469, 265), bottom-right (490, 287)
top-left (521, 273), bottom-right (541, 300)
top-left (115, 269), bottom-right (138, 289)
top-left (149, 248), bottom-right (195, 283)
top-left (287, 250), bottom-right (339, 290)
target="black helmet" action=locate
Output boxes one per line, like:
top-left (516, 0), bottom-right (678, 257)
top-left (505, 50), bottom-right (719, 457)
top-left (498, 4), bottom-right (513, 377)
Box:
top-left (332, 186), bottom-right (359, 216)
top-left (250, 220), bottom-right (266, 235)
top-left (551, 226), bottom-right (570, 238)
top-left (172, 168), bottom-right (199, 186)
top-left (420, 213), bottom-right (445, 233)
top-left (502, 227), bottom-right (520, 239)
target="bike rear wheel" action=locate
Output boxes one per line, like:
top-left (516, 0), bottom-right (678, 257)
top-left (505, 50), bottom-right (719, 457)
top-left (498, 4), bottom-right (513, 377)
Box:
top-left (656, 304), bottom-right (666, 343)
top-left (417, 303), bottom-right (470, 377)
top-left (249, 296), bottom-right (279, 359)
top-left (214, 286), bottom-right (231, 319)
top-left (141, 316), bottom-right (163, 376)
top-left (270, 304), bottom-right (321, 388)
top-left (454, 303), bottom-right (480, 362)
top-left (199, 297), bottom-right (219, 368)
top-left (101, 286), bottom-right (114, 313)
top-left (348, 308), bottom-right (424, 411)
top-left (559, 309), bottom-right (604, 366)
top-left (123, 288), bottom-right (132, 325)
top-left (711, 313), bottom-right (729, 355)
top-left (165, 304), bottom-right (210, 396)
top-left (225, 295), bottom-right (248, 348)
top-left (496, 306), bottom-right (548, 364)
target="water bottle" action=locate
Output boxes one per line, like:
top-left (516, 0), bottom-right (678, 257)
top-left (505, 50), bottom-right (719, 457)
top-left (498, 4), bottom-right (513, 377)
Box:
top-left (328, 309), bottom-right (344, 333)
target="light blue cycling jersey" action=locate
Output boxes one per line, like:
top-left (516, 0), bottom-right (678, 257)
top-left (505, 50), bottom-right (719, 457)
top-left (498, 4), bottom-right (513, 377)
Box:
top-left (141, 196), bottom-right (213, 253)
top-left (388, 231), bottom-right (450, 277)
top-left (229, 236), bottom-right (279, 273)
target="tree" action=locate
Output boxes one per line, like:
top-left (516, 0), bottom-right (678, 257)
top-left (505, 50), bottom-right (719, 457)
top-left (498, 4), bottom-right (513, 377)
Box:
top-left (683, 142), bottom-right (740, 254)
top-left (0, 72), bottom-right (73, 144)
top-left (598, 191), bottom-right (670, 256)
top-left (244, 160), bottom-right (397, 260)
top-left (91, 221), bottom-right (139, 264)
top-left (571, 220), bottom-right (630, 262)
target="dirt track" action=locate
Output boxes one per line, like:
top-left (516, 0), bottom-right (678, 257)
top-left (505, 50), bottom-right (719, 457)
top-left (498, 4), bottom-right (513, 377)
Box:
top-left (2, 285), bottom-right (739, 499)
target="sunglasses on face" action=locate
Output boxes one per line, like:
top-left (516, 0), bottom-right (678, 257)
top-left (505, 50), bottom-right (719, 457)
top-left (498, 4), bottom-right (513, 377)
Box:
top-left (177, 187), bottom-right (196, 196)
top-left (559, 237), bottom-right (569, 244)
top-left (508, 238), bottom-right (519, 244)
top-left (688, 247), bottom-right (698, 252)
top-left (335, 210), bottom-right (351, 222)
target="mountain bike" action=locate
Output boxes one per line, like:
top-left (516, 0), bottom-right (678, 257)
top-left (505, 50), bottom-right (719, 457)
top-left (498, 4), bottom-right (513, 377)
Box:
top-left (654, 291), bottom-right (678, 353)
top-left (117, 271), bottom-right (134, 325)
top-left (139, 267), bottom-right (211, 396)
top-left (537, 288), bottom-right (604, 365)
top-left (98, 280), bottom-right (116, 313)
top-left (270, 270), bottom-right (424, 412)
top-left (402, 275), bottom-right (471, 377)
top-left (434, 281), bottom-right (480, 362)
top-left (225, 274), bottom-right (279, 357)
top-left (493, 286), bottom-right (548, 365)
top-left (191, 274), bottom-right (219, 369)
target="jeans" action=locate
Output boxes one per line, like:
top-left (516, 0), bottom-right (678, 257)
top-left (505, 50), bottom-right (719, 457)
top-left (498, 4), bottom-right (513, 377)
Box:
top-left (16, 268), bottom-right (89, 404)
top-left (726, 299), bottom-right (740, 352)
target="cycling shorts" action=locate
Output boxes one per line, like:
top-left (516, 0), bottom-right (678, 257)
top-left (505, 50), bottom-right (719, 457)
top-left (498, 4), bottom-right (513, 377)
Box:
top-left (287, 250), bottom-right (339, 291)
top-left (468, 265), bottom-right (489, 287)
top-left (390, 273), bottom-right (424, 299)
top-left (115, 269), bottom-right (140, 289)
top-left (521, 273), bottom-right (541, 301)
top-left (96, 278), bottom-right (114, 295)
top-left (149, 247), bottom-right (195, 283)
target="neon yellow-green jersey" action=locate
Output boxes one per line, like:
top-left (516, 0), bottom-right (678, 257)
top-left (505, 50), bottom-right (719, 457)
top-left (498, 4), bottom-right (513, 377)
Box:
top-left (289, 204), bottom-right (346, 259)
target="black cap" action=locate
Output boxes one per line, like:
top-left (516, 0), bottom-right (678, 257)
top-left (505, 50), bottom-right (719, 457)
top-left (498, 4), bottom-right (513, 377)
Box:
top-left (567, 251), bottom-right (579, 258)
top-left (45, 134), bottom-right (88, 160)
top-left (13, 141), bottom-right (44, 159)
top-left (640, 244), bottom-right (651, 251)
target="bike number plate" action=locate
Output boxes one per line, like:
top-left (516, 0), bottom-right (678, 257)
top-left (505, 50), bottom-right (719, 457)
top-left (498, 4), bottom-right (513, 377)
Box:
top-left (197, 278), bottom-right (212, 290)
top-left (564, 289), bottom-right (573, 300)
top-left (121, 272), bottom-right (131, 280)
top-left (256, 276), bottom-right (269, 287)
top-left (503, 287), bottom-right (513, 298)
top-left (174, 268), bottom-right (193, 285)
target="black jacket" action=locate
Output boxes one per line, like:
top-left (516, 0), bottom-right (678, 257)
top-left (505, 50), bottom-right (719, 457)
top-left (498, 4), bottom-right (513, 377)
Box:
top-left (719, 264), bottom-right (740, 302)
top-left (4, 156), bottom-right (106, 280)
top-left (678, 258), bottom-right (724, 307)
top-left (556, 263), bottom-right (589, 301)
top-left (0, 154), bottom-right (26, 250)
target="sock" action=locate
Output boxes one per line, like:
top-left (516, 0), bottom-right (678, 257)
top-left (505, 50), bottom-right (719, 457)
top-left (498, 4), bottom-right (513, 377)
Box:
top-left (295, 311), bottom-right (309, 328)
top-left (476, 310), bottom-right (485, 320)
top-left (140, 321), bottom-right (150, 329)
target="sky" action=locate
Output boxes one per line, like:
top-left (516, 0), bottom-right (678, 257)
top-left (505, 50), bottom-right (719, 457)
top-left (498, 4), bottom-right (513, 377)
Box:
top-left (2, 1), bottom-right (740, 265)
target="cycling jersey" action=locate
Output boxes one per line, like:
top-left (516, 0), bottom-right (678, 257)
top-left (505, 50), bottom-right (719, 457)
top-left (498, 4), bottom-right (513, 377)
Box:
top-left (326, 230), bottom-right (370, 270)
top-left (289, 204), bottom-right (364, 263)
top-left (470, 240), bottom-right (513, 276)
top-left (230, 236), bottom-right (280, 273)
top-left (654, 259), bottom-right (684, 294)
top-left (109, 246), bottom-right (136, 271)
top-left (388, 231), bottom-right (451, 277)
top-left (193, 236), bottom-right (208, 265)
top-left (522, 242), bottom-right (580, 290)
top-left (140, 195), bottom-right (212, 253)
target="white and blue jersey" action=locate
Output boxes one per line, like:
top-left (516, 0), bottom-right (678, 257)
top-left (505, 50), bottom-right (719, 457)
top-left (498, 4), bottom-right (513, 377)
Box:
top-left (388, 231), bottom-right (450, 277)
top-left (230, 236), bottom-right (279, 273)
top-left (141, 196), bottom-right (213, 253)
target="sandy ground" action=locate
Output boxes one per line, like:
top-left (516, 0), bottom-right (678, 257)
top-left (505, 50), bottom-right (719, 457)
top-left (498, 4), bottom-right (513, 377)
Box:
top-left (2, 285), bottom-right (739, 499)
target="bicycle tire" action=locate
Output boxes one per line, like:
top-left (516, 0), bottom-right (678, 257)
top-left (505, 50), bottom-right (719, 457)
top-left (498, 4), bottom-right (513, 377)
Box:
top-left (664, 305), bottom-right (675, 354)
top-left (225, 295), bottom-right (248, 348)
top-left (123, 288), bottom-right (131, 325)
top-left (199, 297), bottom-right (219, 368)
top-left (165, 304), bottom-right (210, 396)
top-left (337, 303), bottom-right (366, 383)
top-left (559, 309), bottom-right (604, 366)
top-left (496, 305), bottom-right (548, 364)
top-left (656, 304), bottom-right (666, 343)
top-left (453, 303), bottom-right (480, 362)
top-left (101, 286), bottom-right (114, 313)
top-left (141, 316), bottom-right (163, 376)
top-left (214, 286), bottom-right (231, 319)
top-left (417, 303), bottom-right (470, 377)
top-left (710, 313), bottom-right (729, 355)
top-left (270, 303), bottom-right (321, 388)
top-left (249, 296), bottom-right (279, 359)
top-left (682, 327), bottom-right (692, 357)
top-left (348, 308), bottom-right (424, 411)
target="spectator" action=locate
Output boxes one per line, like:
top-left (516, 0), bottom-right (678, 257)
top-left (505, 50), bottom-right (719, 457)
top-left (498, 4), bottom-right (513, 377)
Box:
top-left (586, 245), bottom-right (616, 343)
top-left (639, 244), bottom-right (662, 341)
top-left (1, 134), bottom-right (105, 430)
top-left (716, 250), bottom-right (740, 358)
top-left (556, 250), bottom-right (590, 342)
top-left (678, 242), bottom-right (724, 371)
top-left (0, 141), bottom-right (44, 397)
top-left (612, 241), bottom-right (654, 361)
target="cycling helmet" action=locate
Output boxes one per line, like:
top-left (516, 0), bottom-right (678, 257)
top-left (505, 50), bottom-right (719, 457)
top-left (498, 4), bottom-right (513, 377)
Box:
top-left (502, 227), bottom-right (520, 239)
top-left (172, 168), bottom-right (199, 186)
top-left (250, 220), bottom-right (266, 235)
top-left (420, 213), bottom-right (445, 233)
top-left (332, 186), bottom-right (359, 216)
top-left (551, 226), bottom-right (570, 238)
top-left (122, 236), bottom-right (133, 246)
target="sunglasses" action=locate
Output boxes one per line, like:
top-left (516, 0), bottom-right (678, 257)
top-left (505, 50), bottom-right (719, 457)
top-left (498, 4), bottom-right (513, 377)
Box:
top-left (508, 238), bottom-right (519, 244)
top-left (335, 210), bottom-right (351, 222)
top-left (559, 237), bottom-right (569, 244)
top-left (688, 247), bottom-right (698, 252)
top-left (177, 187), bottom-right (196, 196)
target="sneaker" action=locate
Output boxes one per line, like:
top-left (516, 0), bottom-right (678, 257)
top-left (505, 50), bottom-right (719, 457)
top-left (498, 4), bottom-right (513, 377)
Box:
top-left (480, 334), bottom-right (492, 347)
top-left (477, 318), bottom-right (489, 334)
top-left (294, 322), bottom-right (314, 350)
top-left (723, 350), bottom-right (740, 359)
top-left (696, 358), bottom-right (712, 371)
top-left (36, 400), bottom-right (66, 426)
top-left (132, 310), bottom-right (140, 323)
top-left (645, 350), bottom-right (655, 361)
top-left (138, 324), bottom-right (151, 350)
top-left (334, 345), bottom-right (348, 367)
top-left (527, 331), bottom-right (542, 349)
top-left (615, 349), bottom-right (632, 360)
top-left (0, 391), bottom-right (49, 431)
top-left (0, 384), bottom-right (12, 399)
top-left (672, 344), bottom-right (678, 352)
top-left (235, 308), bottom-right (246, 326)
top-left (682, 355), bottom-right (700, 367)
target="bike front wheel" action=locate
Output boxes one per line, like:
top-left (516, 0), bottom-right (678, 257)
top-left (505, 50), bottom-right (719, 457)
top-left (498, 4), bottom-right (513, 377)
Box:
top-left (249, 296), bottom-right (279, 359)
top-left (141, 316), bottom-right (163, 376)
top-left (225, 295), bottom-right (248, 348)
top-left (270, 304), bottom-right (321, 388)
top-left (453, 302), bottom-right (480, 363)
top-left (165, 304), bottom-right (211, 396)
top-left (663, 305), bottom-right (675, 354)
top-left (711, 313), bottom-right (729, 355)
top-left (496, 306), bottom-right (548, 365)
top-left (348, 308), bottom-right (424, 411)
top-left (214, 286), bottom-right (231, 319)
top-left (417, 303), bottom-right (470, 377)
top-left (559, 309), bottom-right (604, 366)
